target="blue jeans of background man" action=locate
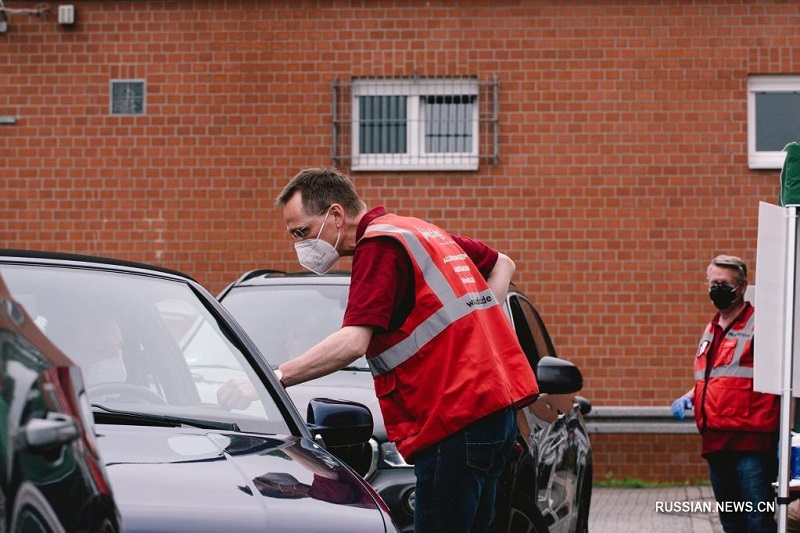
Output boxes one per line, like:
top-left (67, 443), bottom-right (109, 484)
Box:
top-left (413, 406), bottom-right (517, 533)
top-left (706, 450), bottom-right (777, 533)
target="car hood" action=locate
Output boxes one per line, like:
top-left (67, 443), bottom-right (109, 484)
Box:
top-left (96, 424), bottom-right (391, 532)
top-left (288, 370), bottom-right (387, 442)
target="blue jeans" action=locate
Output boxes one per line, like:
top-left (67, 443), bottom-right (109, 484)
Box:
top-left (413, 406), bottom-right (517, 533)
top-left (706, 451), bottom-right (777, 533)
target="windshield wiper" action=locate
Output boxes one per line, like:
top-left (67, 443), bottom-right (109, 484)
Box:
top-left (92, 404), bottom-right (241, 432)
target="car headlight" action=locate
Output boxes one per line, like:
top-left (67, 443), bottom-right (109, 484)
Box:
top-left (380, 441), bottom-right (411, 467)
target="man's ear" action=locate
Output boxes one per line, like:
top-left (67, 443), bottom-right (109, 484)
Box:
top-left (329, 204), bottom-right (345, 227)
top-left (739, 279), bottom-right (749, 296)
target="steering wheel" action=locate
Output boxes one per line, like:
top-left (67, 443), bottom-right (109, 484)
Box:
top-left (88, 382), bottom-right (168, 405)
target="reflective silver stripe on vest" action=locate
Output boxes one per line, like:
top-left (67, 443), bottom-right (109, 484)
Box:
top-left (363, 223), bottom-right (499, 376)
top-left (365, 223), bottom-right (457, 304)
top-left (693, 312), bottom-right (755, 381)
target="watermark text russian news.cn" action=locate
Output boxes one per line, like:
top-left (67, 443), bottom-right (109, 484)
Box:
top-left (655, 500), bottom-right (775, 514)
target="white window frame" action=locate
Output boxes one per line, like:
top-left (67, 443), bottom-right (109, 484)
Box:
top-left (747, 75), bottom-right (800, 169)
top-left (351, 78), bottom-right (479, 171)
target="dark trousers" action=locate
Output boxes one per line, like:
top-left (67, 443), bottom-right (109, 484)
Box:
top-left (707, 450), bottom-right (777, 533)
top-left (413, 407), bottom-right (517, 533)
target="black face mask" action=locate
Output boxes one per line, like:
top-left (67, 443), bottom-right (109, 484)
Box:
top-left (709, 283), bottom-right (737, 310)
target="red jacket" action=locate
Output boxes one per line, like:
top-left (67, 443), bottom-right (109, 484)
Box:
top-left (693, 303), bottom-right (779, 434)
top-left (362, 214), bottom-right (539, 460)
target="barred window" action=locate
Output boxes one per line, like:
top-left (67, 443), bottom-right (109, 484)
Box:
top-left (359, 95), bottom-right (407, 154)
top-left (334, 77), bottom-right (497, 171)
top-left (424, 94), bottom-right (476, 154)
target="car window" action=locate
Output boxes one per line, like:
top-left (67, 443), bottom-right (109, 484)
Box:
top-left (221, 283), bottom-right (370, 370)
top-left (508, 293), bottom-right (557, 366)
top-left (0, 263), bottom-right (289, 435)
top-left (156, 298), bottom-right (268, 418)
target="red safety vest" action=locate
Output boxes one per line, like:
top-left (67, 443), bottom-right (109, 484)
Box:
top-left (693, 303), bottom-right (779, 433)
top-left (362, 214), bottom-right (539, 460)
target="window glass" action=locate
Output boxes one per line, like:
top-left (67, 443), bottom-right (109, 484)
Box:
top-left (508, 293), bottom-right (557, 369)
top-left (359, 95), bottom-right (407, 154)
top-left (110, 80), bottom-right (145, 115)
top-left (0, 263), bottom-right (287, 434)
top-left (221, 283), bottom-right (369, 369)
top-left (350, 78), bottom-right (480, 171)
top-left (754, 92), bottom-right (800, 151)
top-left (424, 94), bottom-right (476, 153)
top-left (508, 296), bottom-right (538, 367)
top-left (748, 75), bottom-right (800, 169)
top-left (156, 298), bottom-right (266, 418)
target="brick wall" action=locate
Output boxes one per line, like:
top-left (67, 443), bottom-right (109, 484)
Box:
top-left (591, 433), bottom-right (708, 484)
top-left (2, 0), bottom-right (794, 481)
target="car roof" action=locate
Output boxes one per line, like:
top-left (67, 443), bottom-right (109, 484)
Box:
top-left (0, 248), bottom-right (196, 282)
top-left (218, 267), bottom-right (522, 299)
top-left (218, 269), bottom-right (352, 297)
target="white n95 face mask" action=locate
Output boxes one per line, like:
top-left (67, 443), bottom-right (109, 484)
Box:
top-left (295, 238), bottom-right (340, 275)
top-left (294, 209), bottom-right (341, 275)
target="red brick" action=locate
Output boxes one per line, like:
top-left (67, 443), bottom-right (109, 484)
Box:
top-left (2, 0), bottom-right (791, 481)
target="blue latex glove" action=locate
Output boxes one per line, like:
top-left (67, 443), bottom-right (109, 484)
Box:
top-left (671, 396), bottom-right (693, 420)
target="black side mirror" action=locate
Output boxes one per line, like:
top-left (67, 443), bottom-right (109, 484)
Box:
top-left (536, 356), bottom-right (584, 395)
top-left (575, 395), bottom-right (592, 416)
top-left (306, 398), bottom-right (373, 447)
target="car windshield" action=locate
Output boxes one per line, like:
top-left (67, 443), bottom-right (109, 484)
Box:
top-left (221, 283), bottom-right (371, 370)
top-left (0, 263), bottom-right (290, 435)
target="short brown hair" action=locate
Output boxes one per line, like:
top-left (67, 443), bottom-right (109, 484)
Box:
top-left (275, 167), bottom-right (366, 217)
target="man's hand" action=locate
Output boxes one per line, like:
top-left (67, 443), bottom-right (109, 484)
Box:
top-left (217, 378), bottom-right (258, 410)
top-left (670, 395), bottom-right (693, 420)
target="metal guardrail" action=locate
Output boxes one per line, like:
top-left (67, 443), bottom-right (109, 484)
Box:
top-left (584, 406), bottom-right (699, 434)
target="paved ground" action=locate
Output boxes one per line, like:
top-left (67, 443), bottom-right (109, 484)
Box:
top-left (589, 485), bottom-right (724, 533)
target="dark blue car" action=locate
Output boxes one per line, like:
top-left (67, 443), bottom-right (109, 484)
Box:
top-left (0, 250), bottom-right (399, 533)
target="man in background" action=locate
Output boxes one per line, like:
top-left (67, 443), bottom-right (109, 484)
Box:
top-left (672, 254), bottom-right (779, 533)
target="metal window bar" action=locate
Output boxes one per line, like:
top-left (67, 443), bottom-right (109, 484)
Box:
top-left (424, 95), bottom-right (475, 154)
top-left (360, 96), bottom-right (407, 154)
top-left (332, 77), bottom-right (499, 169)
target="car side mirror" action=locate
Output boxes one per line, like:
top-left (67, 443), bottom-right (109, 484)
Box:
top-left (536, 356), bottom-right (584, 395)
top-left (575, 395), bottom-right (592, 415)
top-left (306, 398), bottom-right (373, 447)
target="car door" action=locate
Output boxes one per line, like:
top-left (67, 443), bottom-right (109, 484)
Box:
top-left (507, 291), bottom-right (578, 533)
top-left (0, 275), bottom-right (120, 533)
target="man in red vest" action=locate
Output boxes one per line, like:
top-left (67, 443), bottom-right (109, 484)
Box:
top-left (671, 254), bottom-right (779, 533)
top-left (273, 167), bottom-right (539, 532)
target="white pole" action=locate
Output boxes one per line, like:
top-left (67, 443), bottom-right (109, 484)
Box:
top-left (778, 205), bottom-right (798, 533)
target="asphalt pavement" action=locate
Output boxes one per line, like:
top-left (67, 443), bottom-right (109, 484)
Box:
top-left (589, 485), bottom-right (724, 533)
